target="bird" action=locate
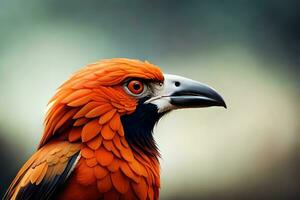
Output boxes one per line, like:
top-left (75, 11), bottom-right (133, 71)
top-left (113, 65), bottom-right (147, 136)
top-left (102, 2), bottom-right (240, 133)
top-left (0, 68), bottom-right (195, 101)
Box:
top-left (3, 58), bottom-right (226, 200)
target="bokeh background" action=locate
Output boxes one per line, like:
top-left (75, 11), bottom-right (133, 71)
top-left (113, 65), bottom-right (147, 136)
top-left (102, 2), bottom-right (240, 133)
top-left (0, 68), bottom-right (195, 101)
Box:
top-left (0, 0), bottom-right (299, 199)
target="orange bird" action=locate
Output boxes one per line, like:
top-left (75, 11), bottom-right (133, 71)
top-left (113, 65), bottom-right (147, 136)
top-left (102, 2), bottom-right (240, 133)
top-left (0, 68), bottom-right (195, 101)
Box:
top-left (4, 58), bottom-right (226, 200)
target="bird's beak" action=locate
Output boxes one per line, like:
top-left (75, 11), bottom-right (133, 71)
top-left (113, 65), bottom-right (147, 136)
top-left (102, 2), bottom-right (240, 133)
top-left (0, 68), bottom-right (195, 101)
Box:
top-left (145, 74), bottom-right (226, 113)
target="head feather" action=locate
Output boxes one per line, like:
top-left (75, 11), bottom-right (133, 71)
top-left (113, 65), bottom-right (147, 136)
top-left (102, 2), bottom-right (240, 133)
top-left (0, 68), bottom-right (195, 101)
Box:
top-left (40, 58), bottom-right (163, 148)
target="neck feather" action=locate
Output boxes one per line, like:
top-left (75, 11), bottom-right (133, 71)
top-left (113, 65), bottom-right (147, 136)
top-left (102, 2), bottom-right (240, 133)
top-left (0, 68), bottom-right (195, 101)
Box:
top-left (121, 98), bottom-right (163, 158)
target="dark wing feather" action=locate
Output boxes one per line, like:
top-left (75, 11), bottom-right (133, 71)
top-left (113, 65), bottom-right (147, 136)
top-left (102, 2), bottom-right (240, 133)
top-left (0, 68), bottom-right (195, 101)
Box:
top-left (3, 141), bottom-right (81, 200)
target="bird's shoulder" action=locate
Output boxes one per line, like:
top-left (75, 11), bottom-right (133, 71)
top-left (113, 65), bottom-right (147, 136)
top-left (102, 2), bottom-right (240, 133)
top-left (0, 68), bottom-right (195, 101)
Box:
top-left (3, 141), bottom-right (81, 200)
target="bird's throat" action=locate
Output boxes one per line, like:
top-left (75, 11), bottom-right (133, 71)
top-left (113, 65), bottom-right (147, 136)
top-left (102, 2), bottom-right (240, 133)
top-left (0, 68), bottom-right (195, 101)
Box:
top-left (121, 98), bottom-right (163, 158)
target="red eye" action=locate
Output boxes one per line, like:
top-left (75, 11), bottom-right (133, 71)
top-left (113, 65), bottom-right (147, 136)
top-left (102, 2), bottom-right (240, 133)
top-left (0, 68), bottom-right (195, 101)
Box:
top-left (127, 80), bottom-right (144, 95)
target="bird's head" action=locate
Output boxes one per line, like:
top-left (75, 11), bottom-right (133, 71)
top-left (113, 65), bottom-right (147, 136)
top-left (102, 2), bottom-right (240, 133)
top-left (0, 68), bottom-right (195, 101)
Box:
top-left (42, 58), bottom-right (226, 158)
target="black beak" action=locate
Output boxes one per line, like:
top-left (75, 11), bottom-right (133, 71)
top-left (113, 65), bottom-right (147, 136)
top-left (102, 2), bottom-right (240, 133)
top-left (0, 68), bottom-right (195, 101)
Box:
top-left (144, 74), bottom-right (226, 113)
top-left (168, 75), bottom-right (227, 109)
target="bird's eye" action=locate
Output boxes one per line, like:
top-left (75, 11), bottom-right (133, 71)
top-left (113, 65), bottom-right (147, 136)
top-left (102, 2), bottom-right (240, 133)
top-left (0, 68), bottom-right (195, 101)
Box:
top-left (126, 80), bottom-right (145, 96)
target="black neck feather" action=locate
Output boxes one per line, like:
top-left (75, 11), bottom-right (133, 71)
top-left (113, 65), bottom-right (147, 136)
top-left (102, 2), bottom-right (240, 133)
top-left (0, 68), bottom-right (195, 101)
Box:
top-left (121, 97), bottom-right (163, 158)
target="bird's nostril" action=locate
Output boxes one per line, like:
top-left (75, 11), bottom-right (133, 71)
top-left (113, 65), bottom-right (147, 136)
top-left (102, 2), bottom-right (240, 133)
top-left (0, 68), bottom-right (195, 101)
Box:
top-left (174, 81), bottom-right (180, 87)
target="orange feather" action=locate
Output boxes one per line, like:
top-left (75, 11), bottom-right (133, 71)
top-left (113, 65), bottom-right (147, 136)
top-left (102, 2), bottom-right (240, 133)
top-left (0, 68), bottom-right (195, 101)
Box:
top-left (61, 89), bottom-right (92, 103)
top-left (68, 127), bottom-right (82, 142)
top-left (81, 119), bottom-right (102, 142)
top-left (87, 135), bottom-right (102, 150)
top-left (94, 165), bottom-right (109, 179)
top-left (73, 117), bottom-right (89, 126)
top-left (95, 147), bottom-right (114, 166)
top-left (97, 175), bottom-right (112, 193)
top-left (81, 147), bottom-right (95, 159)
top-left (101, 124), bottom-right (115, 140)
top-left (86, 104), bottom-right (113, 118)
top-left (5, 58), bottom-right (163, 200)
top-left (99, 109), bottom-right (117, 124)
top-left (111, 169), bottom-right (130, 194)
top-left (73, 101), bottom-right (102, 119)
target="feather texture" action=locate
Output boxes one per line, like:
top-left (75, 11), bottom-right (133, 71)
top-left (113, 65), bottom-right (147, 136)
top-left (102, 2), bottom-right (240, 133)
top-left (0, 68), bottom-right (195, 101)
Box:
top-left (3, 141), bottom-right (81, 200)
top-left (6, 58), bottom-right (163, 200)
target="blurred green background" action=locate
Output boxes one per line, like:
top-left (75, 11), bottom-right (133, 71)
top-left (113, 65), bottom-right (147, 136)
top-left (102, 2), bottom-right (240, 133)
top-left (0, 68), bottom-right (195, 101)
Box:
top-left (0, 0), bottom-right (299, 199)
